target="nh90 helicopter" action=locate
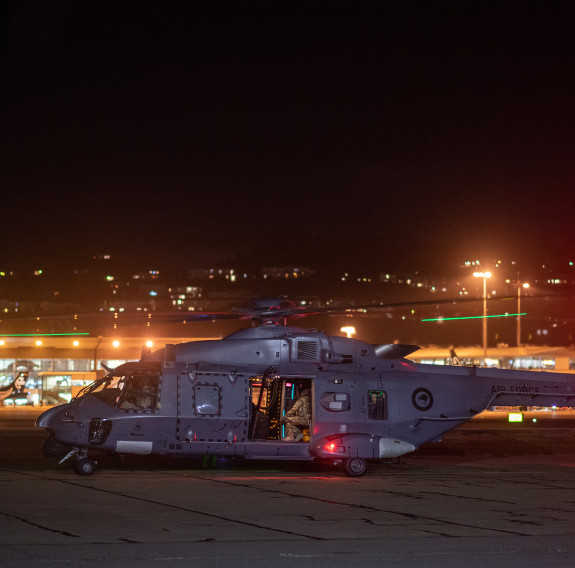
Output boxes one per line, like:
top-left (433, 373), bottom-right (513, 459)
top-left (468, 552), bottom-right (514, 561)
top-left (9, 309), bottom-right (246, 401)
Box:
top-left (37, 299), bottom-right (575, 476)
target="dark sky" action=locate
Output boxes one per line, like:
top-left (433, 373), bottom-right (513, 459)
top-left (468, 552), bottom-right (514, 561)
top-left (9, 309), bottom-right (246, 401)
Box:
top-left (3, 2), bottom-right (575, 272)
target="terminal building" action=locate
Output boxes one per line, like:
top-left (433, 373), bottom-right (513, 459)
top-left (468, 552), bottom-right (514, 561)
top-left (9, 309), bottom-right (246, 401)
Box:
top-left (408, 345), bottom-right (575, 373)
top-left (0, 333), bottom-right (215, 406)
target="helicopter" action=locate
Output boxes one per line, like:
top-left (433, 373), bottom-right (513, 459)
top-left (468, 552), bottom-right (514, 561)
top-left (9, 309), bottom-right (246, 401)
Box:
top-left (36, 298), bottom-right (575, 477)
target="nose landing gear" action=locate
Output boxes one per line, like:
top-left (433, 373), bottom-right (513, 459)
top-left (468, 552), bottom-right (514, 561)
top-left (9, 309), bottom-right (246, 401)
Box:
top-left (59, 447), bottom-right (98, 476)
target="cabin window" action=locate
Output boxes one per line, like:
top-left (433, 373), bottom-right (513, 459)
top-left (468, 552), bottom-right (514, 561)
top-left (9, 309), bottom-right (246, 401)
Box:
top-left (367, 390), bottom-right (387, 420)
top-left (320, 392), bottom-right (350, 412)
top-left (194, 384), bottom-right (221, 416)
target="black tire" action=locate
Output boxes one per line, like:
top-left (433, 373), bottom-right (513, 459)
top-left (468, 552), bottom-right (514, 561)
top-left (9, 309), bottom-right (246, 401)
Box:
top-left (74, 458), bottom-right (97, 476)
top-left (343, 457), bottom-right (367, 477)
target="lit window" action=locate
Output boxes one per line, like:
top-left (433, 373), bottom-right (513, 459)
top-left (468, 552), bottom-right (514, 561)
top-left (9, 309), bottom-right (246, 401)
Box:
top-left (367, 390), bottom-right (387, 420)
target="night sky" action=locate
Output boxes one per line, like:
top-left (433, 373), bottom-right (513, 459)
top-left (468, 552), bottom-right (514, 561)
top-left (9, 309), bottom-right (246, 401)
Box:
top-left (3, 2), bottom-right (575, 273)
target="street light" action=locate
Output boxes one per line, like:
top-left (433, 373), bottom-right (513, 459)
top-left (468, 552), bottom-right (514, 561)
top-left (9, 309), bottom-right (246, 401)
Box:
top-left (516, 280), bottom-right (529, 347)
top-left (93, 335), bottom-right (103, 372)
top-left (473, 271), bottom-right (492, 363)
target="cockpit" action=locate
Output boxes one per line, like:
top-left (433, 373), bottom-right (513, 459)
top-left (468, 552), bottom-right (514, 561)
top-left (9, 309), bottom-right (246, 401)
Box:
top-left (76, 362), bottom-right (161, 412)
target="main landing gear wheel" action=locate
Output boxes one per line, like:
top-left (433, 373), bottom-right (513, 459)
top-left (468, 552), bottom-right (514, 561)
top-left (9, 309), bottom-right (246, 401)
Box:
top-left (343, 457), bottom-right (367, 477)
top-left (74, 458), bottom-right (97, 476)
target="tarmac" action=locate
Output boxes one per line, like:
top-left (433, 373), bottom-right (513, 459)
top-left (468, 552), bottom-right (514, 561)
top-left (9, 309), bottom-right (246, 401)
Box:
top-left (1, 407), bottom-right (575, 568)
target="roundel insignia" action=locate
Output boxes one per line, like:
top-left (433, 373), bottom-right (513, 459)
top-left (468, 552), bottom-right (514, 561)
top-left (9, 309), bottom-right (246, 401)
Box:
top-left (412, 388), bottom-right (433, 411)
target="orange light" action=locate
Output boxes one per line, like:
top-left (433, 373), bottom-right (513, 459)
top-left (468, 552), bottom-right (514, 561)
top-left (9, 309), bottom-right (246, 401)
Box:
top-left (340, 326), bottom-right (356, 338)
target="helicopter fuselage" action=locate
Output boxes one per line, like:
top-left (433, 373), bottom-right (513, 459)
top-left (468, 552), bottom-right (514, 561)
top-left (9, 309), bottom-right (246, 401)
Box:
top-left (36, 325), bottom-right (575, 476)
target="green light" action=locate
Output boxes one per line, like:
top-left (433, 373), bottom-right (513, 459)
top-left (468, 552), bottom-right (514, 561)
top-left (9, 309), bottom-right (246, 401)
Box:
top-left (422, 313), bottom-right (526, 322)
top-left (0, 333), bottom-right (90, 337)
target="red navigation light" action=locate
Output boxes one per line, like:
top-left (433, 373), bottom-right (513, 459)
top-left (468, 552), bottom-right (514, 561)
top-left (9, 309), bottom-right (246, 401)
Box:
top-left (324, 442), bottom-right (337, 453)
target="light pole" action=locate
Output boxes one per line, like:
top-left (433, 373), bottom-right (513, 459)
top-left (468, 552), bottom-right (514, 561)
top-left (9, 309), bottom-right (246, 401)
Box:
top-left (93, 335), bottom-right (103, 372)
top-left (473, 272), bottom-right (491, 364)
top-left (516, 280), bottom-right (529, 347)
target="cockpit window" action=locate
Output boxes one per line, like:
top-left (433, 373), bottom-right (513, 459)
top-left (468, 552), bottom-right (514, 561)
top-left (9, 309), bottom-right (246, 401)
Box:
top-left (118, 371), bottom-right (159, 411)
top-left (77, 375), bottom-right (122, 405)
top-left (80, 369), bottom-right (160, 411)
